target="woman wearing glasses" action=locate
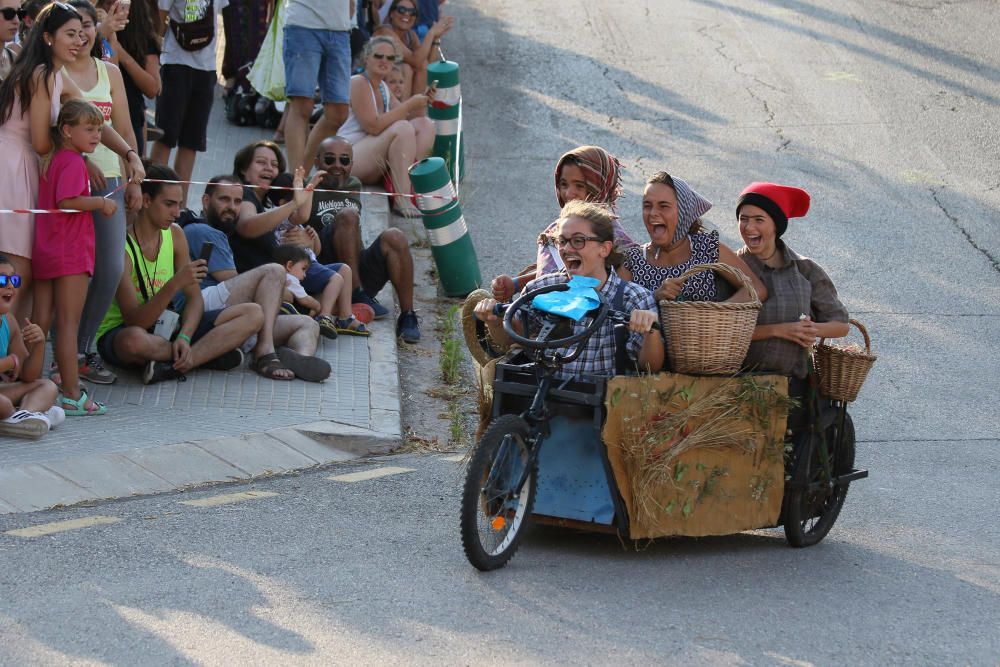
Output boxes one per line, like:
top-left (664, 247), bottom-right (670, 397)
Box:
top-left (374, 0), bottom-right (453, 102)
top-left (0, 0), bottom-right (23, 81)
top-left (618, 171), bottom-right (767, 305)
top-left (475, 201), bottom-right (664, 378)
top-left (0, 1), bottom-right (144, 321)
top-left (338, 36), bottom-right (434, 217)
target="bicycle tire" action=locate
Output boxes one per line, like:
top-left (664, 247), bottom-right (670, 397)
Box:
top-left (784, 412), bottom-right (856, 547)
top-left (460, 414), bottom-right (537, 571)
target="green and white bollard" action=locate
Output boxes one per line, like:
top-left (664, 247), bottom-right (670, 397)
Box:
top-left (427, 59), bottom-right (465, 183)
top-left (409, 157), bottom-right (481, 297)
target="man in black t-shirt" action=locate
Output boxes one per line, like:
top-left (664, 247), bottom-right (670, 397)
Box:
top-left (309, 137), bottom-right (421, 343)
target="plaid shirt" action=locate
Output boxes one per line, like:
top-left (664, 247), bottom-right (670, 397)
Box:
top-left (521, 270), bottom-right (656, 379)
top-left (738, 242), bottom-right (849, 378)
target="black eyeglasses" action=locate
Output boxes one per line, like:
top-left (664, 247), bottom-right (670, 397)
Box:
top-left (371, 52), bottom-right (398, 62)
top-left (393, 6), bottom-right (417, 16)
top-left (322, 154), bottom-right (351, 166)
top-left (1, 7), bottom-right (24, 20)
top-left (554, 235), bottom-right (603, 249)
top-left (0, 273), bottom-right (22, 288)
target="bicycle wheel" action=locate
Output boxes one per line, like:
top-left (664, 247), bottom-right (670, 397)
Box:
top-left (460, 414), bottom-right (537, 571)
top-left (784, 412), bottom-right (856, 547)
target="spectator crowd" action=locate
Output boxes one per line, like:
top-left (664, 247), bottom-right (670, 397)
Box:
top-left (0, 0), bottom-right (453, 438)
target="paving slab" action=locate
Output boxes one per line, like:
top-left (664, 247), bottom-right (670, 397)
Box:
top-left (192, 434), bottom-right (320, 476)
top-left (120, 443), bottom-right (251, 488)
top-left (0, 465), bottom-right (94, 512)
top-left (40, 454), bottom-right (176, 500)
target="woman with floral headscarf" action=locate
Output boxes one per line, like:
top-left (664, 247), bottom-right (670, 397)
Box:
top-left (619, 171), bottom-right (767, 304)
top-left (491, 145), bottom-right (637, 301)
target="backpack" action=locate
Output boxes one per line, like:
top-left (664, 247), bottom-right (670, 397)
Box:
top-left (169, 0), bottom-right (215, 52)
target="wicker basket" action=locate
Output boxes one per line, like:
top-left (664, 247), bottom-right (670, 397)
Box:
top-left (815, 319), bottom-right (876, 402)
top-left (658, 263), bottom-right (761, 375)
top-left (461, 289), bottom-right (511, 367)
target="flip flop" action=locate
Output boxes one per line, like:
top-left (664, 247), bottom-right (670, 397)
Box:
top-left (277, 347), bottom-right (331, 383)
top-left (253, 352), bottom-right (294, 381)
top-left (334, 316), bottom-right (370, 337)
top-left (0, 410), bottom-right (50, 439)
top-left (59, 389), bottom-right (107, 416)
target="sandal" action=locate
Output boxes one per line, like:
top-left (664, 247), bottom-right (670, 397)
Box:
top-left (277, 346), bottom-right (331, 383)
top-left (253, 352), bottom-right (294, 381)
top-left (60, 389), bottom-right (107, 416)
top-left (334, 316), bottom-right (370, 337)
top-left (314, 315), bottom-right (339, 340)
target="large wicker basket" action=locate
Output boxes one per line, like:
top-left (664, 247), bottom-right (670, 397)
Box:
top-left (461, 289), bottom-right (511, 367)
top-left (815, 319), bottom-right (876, 402)
top-left (658, 263), bottom-right (761, 375)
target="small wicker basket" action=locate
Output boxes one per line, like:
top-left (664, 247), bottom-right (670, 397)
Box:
top-left (815, 319), bottom-right (876, 402)
top-left (658, 263), bottom-right (761, 375)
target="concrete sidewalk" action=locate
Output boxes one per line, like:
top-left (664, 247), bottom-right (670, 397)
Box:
top-left (0, 90), bottom-right (403, 514)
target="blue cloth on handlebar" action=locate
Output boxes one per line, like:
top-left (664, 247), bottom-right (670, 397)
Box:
top-left (531, 276), bottom-right (602, 321)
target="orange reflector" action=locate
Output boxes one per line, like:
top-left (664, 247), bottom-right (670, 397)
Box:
top-left (491, 516), bottom-right (506, 531)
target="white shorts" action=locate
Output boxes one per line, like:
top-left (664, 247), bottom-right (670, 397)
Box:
top-left (201, 282), bottom-right (231, 312)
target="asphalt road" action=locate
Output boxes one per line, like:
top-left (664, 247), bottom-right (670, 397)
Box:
top-left (1, 1), bottom-right (998, 664)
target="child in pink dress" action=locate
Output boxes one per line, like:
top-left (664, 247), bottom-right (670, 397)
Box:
top-left (27, 100), bottom-right (117, 416)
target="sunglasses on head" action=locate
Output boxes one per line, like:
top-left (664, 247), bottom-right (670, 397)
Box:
top-left (0, 7), bottom-right (25, 20)
top-left (553, 235), bottom-right (602, 250)
top-left (393, 5), bottom-right (417, 16)
top-left (371, 52), bottom-right (398, 62)
top-left (322, 154), bottom-right (351, 166)
top-left (0, 274), bottom-right (22, 289)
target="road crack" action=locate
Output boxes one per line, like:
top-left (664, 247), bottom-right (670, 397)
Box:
top-left (929, 187), bottom-right (1000, 274)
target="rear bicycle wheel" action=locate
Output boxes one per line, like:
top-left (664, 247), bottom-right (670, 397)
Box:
top-left (460, 414), bottom-right (537, 571)
top-left (784, 413), bottom-right (856, 547)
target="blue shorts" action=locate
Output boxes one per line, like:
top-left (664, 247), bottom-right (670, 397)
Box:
top-left (302, 261), bottom-right (345, 295)
top-left (283, 26), bottom-right (351, 103)
top-left (97, 309), bottom-right (223, 368)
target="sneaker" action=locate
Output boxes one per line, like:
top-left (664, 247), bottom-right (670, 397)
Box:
top-left (352, 288), bottom-right (389, 320)
top-left (279, 301), bottom-right (300, 316)
top-left (141, 360), bottom-right (184, 385)
top-left (0, 410), bottom-right (50, 439)
top-left (78, 352), bottom-right (116, 384)
top-left (202, 348), bottom-right (244, 371)
top-left (396, 310), bottom-right (421, 344)
top-left (45, 406), bottom-right (66, 428)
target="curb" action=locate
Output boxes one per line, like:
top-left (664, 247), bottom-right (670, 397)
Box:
top-left (0, 187), bottom-right (403, 515)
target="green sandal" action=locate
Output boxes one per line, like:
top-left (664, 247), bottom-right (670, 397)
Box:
top-left (60, 389), bottom-right (107, 416)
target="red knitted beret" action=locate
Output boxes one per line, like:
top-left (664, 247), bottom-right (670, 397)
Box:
top-left (736, 182), bottom-right (811, 237)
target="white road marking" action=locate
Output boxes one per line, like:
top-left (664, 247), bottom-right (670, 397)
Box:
top-left (5, 516), bottom-right (121, 538)
top-left (180, 490), bottom-right (279, 508)
top-left (328, 467), bottom-right (415, 483)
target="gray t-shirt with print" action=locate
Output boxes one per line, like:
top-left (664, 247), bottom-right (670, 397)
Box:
top-left (159, 0), bottom-right (230, 71)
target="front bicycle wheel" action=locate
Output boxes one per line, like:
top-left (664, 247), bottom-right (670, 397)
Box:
top-left (460, 414), bottom-right (537, 571)
top-left (784, 412), bottom-right (856, 547)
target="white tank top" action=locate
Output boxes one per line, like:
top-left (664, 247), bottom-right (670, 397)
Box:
top-left (339, 74), bottom-right (390, 144)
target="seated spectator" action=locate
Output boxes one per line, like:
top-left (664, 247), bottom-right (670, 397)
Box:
top-left (0, 254), bottom-right (61, 439)
top-left (95, 166), bottom-right (264, 385)
top-left (308, 136), bottom-right (421, 343)
top-left (179, 175), bottom-right (332, 382)
top-left (373, 0), bottom-right (453, 102)
top-left (618, 171), bottom-right (767, 304)
top-left (386, 63), bottom-right (405, 103)
top-left (337, 36), bottom-right (434, 217)
top-left (273, 243), bottom-right (322, 316)
top-left (475, 201), bottom-right (663, 379)
top-left (266, 175), bottom-right (369, 337)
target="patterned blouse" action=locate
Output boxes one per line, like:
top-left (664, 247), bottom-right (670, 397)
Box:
top-left (624, 230), bottom-right (721, 301)
top-left (738, 242), bottom-right (849, 379)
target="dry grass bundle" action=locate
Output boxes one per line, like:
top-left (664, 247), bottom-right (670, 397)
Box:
top-left (621, 376), bottom-right (794, 525)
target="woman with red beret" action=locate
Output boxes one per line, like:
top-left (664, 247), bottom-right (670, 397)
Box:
top-left (736, 182), bottom-right (849, 380)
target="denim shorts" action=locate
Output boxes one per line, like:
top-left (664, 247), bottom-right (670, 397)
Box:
top-left (302, 261), bottom-right (345, 295)
top-left (283, 26), bottom-right (351, 103)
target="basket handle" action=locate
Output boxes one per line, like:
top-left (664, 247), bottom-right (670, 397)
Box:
top-left (819, 318), bottom-right (871, 353)
top-left (673, 262), bottom-right (760, 306)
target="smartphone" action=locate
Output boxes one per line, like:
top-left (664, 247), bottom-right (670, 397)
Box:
top-left (199, 242), bottom-right (214, 263)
